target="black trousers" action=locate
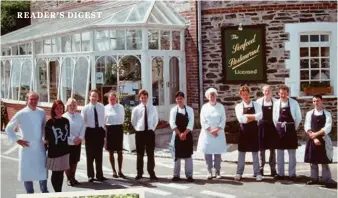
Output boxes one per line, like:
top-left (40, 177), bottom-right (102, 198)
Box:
top-left (136, 130), bottom-right (155, 176)
top-left (51, 171), bottom-right (64, 192)
top-left (85, 127), bottom-right (105, 179)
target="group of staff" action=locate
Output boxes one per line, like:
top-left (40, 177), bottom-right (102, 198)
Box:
top-left (5, 84), bottom-right (334, 194)
top-left (171, 85), bottom-right (333, 188)
top-left (5, 89), bottom-right (159, 193)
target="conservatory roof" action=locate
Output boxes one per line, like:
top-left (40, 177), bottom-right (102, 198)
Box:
top-left (1, 0), bottom-right (187, 46)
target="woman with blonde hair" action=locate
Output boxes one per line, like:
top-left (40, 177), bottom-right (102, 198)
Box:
top-left (62, 98), bottom-right (85, 186)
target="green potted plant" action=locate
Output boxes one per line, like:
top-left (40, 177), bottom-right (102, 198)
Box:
top-left (302, 81), bottom-right (332, 95)
top-left (122, 105), bottom-right (136, 152)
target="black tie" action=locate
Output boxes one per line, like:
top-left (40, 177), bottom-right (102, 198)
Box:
top-left (94, 106), bottom-right (99, 128)
top-left (144, 105), bottom-right (148, 131)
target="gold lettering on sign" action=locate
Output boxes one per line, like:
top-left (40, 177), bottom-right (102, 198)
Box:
top-left (229, 45), bottom-right (260, 70)
top-left (228, 33), bottom-right (260, 70)
top-left (232, 34), bottom-right (256, 54)
top-left (231, 34), bottom-right (239, 40)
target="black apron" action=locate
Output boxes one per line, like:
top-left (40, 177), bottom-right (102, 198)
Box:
top-left (276, 100), bottom-right (298, 149)
top-left (174, 106), bottom-right (193, 160)
top-left (238, 103), bottom-right (259, 152)
top-left (304, 110), bottom-right (331, 164)
top-left (258, 99), bottom-right (278, 150)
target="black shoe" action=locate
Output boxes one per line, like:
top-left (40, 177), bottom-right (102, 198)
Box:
top-left (271, 170), bottom-right (277, 177)
top-left (118, 172), bottom-right (126, 179)
top-left (113, 172), bottom-right (118, 178)
top-left (274, 175), bottom-right (283, 180)
top-left (150, 175), bottom-right (158, 181)
top-left (187, 177), bottom-right (194, 182)
top-left (306, 180), bottom-right (318, 185)
top-left (73, 179), bottom-right (80, 185)
top-left (97, 176), bottom-right (108, 182)
top-left (324, 182), bottom-right (337, 188)
top-left (172, 177), bottom-right (180, 182)
top-left (260, 169), bottom-right (264, 176)
top-left (88, 177), bottom-right (94, 183)
top-left (289, 176), bottom-right (297, 182)
top-left (135, 175), bottom-right (143, 180)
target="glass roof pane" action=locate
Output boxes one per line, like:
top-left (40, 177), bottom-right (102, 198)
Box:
top-left (110, 6), bottom-right (134, 24)
top-left (150, 4), bottom-right (171, 24)
top-left (0, 0), bottom-right (186, 46)
top-left (127, 1), bottom-right (152, 23)
top-left (147, 13), bottom-right (159, 24)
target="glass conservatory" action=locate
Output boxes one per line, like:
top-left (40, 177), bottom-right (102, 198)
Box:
top-left (0, 0), bottom-right (187, 119)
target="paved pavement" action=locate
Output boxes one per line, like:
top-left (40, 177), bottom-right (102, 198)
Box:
top-left (1, 133), bottom-right (337, 198)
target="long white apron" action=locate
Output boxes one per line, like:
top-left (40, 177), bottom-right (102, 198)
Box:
top-left (7, 107), bottom-right (48, 182)
top-left (197, 103), bottom-right (227, 154)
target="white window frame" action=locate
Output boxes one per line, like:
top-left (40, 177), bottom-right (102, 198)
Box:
top-left (285, 22), bottom-right (337, 98)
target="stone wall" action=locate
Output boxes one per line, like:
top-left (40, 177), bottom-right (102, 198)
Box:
top-left (200, 1), bottom-right (337, 138)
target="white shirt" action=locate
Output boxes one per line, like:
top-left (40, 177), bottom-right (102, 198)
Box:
top-left (235, 101), bottom-right (263, 124)
top-left (273, 97), bottom-right (302, 130)
top-left (81, 102), bottom-right (105, 128)
top-left (256, 97), bottom-right (277, 107)
top-left (105, 103), bottom-right (125, 125)
top-left (62, 112), bottom-right (85, 145)
top-left (5, 106), bottom-right (48, 181)
top-left (131, 103), bottom-right (158, 131)
top-left (169, 105), bottom-right (194, 131)
top-left (304, 109), bottom-right (332, 134)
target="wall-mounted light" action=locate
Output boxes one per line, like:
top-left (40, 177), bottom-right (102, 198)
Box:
top-left (238, 23), bottom-right (243, 31)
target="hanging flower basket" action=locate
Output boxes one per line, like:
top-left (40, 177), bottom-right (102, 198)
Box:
top-left (303, 87), bottom-right (332, 95)
top-left (302, 82), bottom-right (332, 95)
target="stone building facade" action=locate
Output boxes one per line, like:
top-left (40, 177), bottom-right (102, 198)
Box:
top-left (199, 1), bottom-right (337, 138)
top-left (3, 0), bottom-right (337, 140)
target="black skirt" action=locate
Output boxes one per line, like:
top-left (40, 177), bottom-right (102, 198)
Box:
top-left (69, 144), bottom-right (81, 165)
top-left (106, 125), bottom-right (124, 152)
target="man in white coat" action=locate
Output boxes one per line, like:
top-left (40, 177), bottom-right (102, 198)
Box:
top-left (5, 92), bottom-right (48, 194)
top-left (273, 85), bottom-right (302, 181)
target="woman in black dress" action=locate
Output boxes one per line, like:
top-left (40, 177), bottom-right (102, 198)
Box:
top-left (104, 92), bottom-right (125, 178)
top-left (45, 100), bottom-right (70, 192)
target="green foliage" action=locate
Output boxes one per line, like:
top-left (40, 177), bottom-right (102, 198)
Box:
top-left (123, 105), bottom-right (136, 134)
top-left (1, 1), bottom-right (30, 35)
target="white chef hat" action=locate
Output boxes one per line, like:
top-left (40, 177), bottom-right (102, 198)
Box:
top-left (205, 87), bottom-right (218, 99)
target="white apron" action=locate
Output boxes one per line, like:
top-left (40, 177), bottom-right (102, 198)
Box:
top-left (197, 103), bottom-right (227, 154)
top-left (6, 107), bottom-right (48, 182)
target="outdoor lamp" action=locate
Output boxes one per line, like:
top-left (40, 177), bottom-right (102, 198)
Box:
top-left (238, 23), bottom-right (243, 31)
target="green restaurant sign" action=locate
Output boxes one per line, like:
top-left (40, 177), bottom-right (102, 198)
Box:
top-left (221, 24), bottom-right (267, 83)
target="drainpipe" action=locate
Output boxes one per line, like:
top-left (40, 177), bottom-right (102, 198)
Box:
top-left (197, 0), bottom-right (203, 110)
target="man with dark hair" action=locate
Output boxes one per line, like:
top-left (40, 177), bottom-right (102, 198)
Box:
top-left (6, 92), bottom-right (49, 194)
top-left (304, 94), bottom-right (334, 188)
top-left (131, 89), bottom-right (159, 180)
top-left (169, 91), bottom-right (194, 182)
top-left (81, 89), bottom-right (107, 182)
top-left (273, 85), bottom-right (302, 181)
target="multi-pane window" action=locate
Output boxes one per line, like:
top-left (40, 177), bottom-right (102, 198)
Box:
top-left (299, 33), bottom-right (333, 96)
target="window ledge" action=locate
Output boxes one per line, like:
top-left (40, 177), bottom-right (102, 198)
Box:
top-left (297, 95), bottom-right (337, 99)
